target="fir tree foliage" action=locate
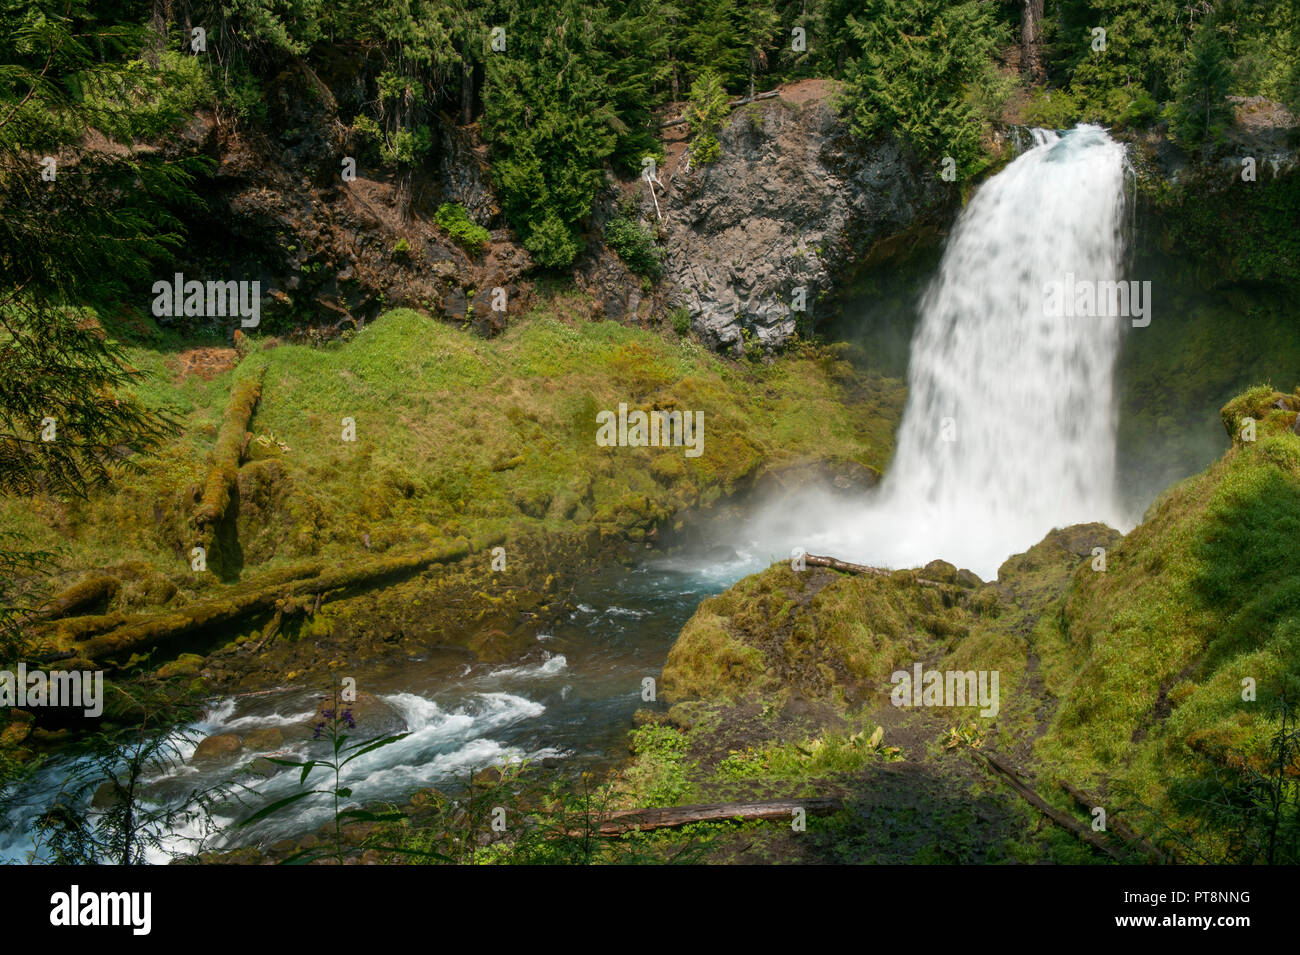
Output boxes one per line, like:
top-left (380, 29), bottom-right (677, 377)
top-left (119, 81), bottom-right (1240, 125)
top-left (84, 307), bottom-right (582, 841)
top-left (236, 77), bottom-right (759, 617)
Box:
top-left (839, 0), bottom-right (1007, 169)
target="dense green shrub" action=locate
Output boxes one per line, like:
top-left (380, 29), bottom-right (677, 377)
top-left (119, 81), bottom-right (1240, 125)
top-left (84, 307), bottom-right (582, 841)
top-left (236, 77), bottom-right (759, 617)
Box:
top-left (434, 203), bottom-right (491, 256)
top-left (83, 51), bottom-right (215, 141)
top-left (353, 114), bottom-right (432, 167)
top-left (605, 216), bottom-right (661, 278)
top-left (1147, 167), bottom-right (1300, 287)
top-left (685, 69), bottom-right (730, 165)
top-left (669, 307), bottom-right (693, 337)
top-left (1048, 0), bottom-right (1182, 124)
top-left (1047, 0), bottom-right (1300, 126)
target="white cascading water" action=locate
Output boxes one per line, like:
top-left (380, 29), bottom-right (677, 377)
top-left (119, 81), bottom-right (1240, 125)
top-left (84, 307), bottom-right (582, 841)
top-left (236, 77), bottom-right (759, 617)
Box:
top-left (748, 124), bottom-right (1134, 580)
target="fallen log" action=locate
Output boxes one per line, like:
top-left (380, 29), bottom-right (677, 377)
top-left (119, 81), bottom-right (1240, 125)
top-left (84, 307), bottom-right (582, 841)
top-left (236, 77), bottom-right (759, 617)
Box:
top-left (251, 608), bottom-right (284, 654)
top-left (975, 751), bottom-right (1126, 861)
top-left (659, 90), bottom-right (780, 127)
top-left (804, 554), bottom-right (946, 588)
top-left (566, 796), bottom-right (842, 837)
top-left (194, 371), bottom-right (264, 535)
top-left (1059, 780), bottom-right (1168, 863)
top-left (51, 612), bottom-right (127, 642)
top-left (78, 534), bottom-right (502, 664)
top-left (37, 573), bottom-right (120, 621)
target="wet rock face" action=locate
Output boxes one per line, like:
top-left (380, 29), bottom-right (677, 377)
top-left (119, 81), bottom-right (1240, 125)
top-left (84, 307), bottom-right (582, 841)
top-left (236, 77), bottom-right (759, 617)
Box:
top-left (162, 71), bottom-right (952, 345)
top-left (656, 93), bottom-right (955, 353)
top-left (167, 62), bottom-right (533, 339)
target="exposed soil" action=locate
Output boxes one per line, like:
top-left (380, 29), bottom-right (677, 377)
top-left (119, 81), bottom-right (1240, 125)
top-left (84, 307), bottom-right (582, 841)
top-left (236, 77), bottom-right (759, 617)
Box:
top-left (170, 346), bottom-right (239, 381)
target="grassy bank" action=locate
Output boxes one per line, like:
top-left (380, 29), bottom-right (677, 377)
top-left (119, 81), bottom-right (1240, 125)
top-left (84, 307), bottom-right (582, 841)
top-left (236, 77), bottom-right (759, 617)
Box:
top-left (3, 297), bottom-right (905, 703)
top-left (642, 384), bottom-right (1300, 862)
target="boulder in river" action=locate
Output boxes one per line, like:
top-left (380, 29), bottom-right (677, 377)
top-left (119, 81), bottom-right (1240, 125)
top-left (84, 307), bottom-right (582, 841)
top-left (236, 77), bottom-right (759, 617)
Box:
top-left (192, 732), bottom-right (243, 762)
top-left (310, 691), bottom-right (397, 732)
top-left (91, 780), bottom-right (123, 809)
top-left (242, 727), bottom-right (285, 751)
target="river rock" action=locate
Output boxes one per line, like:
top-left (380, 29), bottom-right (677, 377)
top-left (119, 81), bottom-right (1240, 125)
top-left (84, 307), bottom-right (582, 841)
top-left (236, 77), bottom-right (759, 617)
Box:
top-left (192, 732), bottom-right (243, 762)
top-left (310, 691), bottom-right (393, 731)
top-left (91, 780), bottom-right (123, 809)
top-left (154, 652), bottom-right (204, 679)
top-left (248, 757), bottom-right (281, 778)
top-left (242, 727), bottom-right (285, 751)
top-left (471, 766), bottom-right (502, 787)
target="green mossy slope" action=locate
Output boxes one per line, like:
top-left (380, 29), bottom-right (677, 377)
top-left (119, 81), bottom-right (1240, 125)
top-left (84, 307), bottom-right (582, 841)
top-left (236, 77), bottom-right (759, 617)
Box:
top-left (658, 383), bottom-right (1300, 862)
top-left (4, 299), bottom-right (906, 691)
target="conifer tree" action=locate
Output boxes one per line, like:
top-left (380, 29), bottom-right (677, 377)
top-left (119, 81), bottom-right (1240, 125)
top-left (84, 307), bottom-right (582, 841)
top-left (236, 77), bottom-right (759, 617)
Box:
top-left (738, 0), bottom-right (780, 98)
top-left (685, 67), bottom-right (729, 163)
top-left (482, 0), bottom-right (619, 266)
top-left (682, 0), bottom-right (746, 92)
top-left (1170, 19), bottom-right (1235, 154)
top-left (0, 3), bottom-right (200, 655)
top-left (840, 0), bottom-right (1004, 169)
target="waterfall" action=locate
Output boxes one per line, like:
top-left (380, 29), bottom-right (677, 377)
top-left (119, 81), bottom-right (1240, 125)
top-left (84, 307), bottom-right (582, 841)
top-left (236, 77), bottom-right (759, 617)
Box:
top-left (747, 125), bottom-right (1134, 580)
top-left (862, 124), bottom-right (1132, 577)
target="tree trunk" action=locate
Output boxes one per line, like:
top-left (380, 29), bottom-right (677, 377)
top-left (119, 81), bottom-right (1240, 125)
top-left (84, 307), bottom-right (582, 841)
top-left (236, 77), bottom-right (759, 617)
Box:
top-left (193, 373), bottom-right (262, 539)
top-left (804, 554), bottom-right (947, 588)
top-left (977, 751), bottom-right (1126, 860)
top-left (461, 57), bottom-right (473, 126)
top-left (72, 533), bottom-right (501, 664)
top-left (1021, 0), bottom-right (1045, 83)
top-left (1059, 780), bottom-right (1169, 862)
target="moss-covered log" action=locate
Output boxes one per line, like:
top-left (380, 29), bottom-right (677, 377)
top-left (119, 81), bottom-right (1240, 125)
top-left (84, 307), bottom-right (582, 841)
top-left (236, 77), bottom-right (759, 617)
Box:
top-left (50, 612), bottom-right (127, 643)
top-left (804, 553), bottom-right (888, 576)
top-left (76, 534), bottom-right (503, 664)
top-left (567, 797), bottom-right (843, 836)
top-left (38, 573), bottom-right (120, 620)
top-left (1059, 780), bottom-right (1169, 863)
top-left (976, 751), bottom-right (1126, 861)
top-left (805, 554), bottom-right (944, 588)
top-left (194, 372), bottom-right (263, 534)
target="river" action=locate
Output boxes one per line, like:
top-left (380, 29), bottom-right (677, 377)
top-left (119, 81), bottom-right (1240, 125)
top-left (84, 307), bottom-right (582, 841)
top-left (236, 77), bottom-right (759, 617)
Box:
top-left (1, 554), bottom-right (761, 863)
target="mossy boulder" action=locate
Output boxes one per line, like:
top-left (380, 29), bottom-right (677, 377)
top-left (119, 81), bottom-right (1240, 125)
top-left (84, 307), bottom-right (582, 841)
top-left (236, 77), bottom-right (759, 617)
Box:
top-left (663, 522), bottom-right (1120, 713)
top-left (921, 559), bottom-right (958, 584)
top-left (155, 653), bottom-right (205, 679)
top-left (0, 711), bottom-right (34, 748)
top-left (1034, 384), bottom-right (1300, 859)
top-left (242, 727), bottom-right (285, 751)
top-left (1220, 385), bottom-right (1297, 443)
top-left (192, 733), bottom-right (243, 762)
top-left (661, 609), bottom-right (770, 702)
top-left (43, 574), bottom-right (120, 619)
